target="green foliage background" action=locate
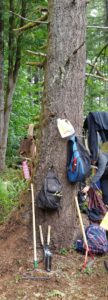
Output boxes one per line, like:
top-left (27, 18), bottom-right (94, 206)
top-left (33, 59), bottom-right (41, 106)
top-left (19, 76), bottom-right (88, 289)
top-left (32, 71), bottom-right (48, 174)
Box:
top-left (6, 0), bottom-right (48, 165)
top-left (85, 0), bottom-right (108, 115)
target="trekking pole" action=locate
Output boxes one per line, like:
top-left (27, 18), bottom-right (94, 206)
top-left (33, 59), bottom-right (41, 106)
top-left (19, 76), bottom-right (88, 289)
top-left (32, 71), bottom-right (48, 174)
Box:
top-left (45, 225), bottom-right (52, 272)
top-left (75, 196), bottom-right (88, 249)
top-left (39, 225), bottom-right (44, 247)
top-left (75, 196), bottom-right (89, 268)
top-left (31, 183), bottom-right (38, 269)
top-left (47, 225), bottom-right (51, 245)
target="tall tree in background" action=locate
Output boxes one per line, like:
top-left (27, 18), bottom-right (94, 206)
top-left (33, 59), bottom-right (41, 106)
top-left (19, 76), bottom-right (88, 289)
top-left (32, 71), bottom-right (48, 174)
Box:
top-left (0, 0), bottom-right (26, 171)
top-left (105, 0), bottom-right (108, 29)
top-left (35, 0), bottom-right (87, 248)
top-left (85, 0), bottom-right (108, 114)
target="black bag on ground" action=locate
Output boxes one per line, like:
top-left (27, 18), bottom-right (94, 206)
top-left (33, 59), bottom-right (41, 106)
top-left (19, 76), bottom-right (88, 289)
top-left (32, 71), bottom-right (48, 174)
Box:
top-left (86, 208), bottom-right (103, 222)
top-left (38, 169), bottom-right (62, 210)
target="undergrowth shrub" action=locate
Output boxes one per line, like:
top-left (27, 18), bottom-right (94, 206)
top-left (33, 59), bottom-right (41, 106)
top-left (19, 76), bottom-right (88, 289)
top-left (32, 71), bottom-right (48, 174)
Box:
top-left (0, 168), bottom-right (28, 223)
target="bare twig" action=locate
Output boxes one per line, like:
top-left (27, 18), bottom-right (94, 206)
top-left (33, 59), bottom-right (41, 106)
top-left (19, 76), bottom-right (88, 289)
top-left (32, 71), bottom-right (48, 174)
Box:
top-left (26, 61), bottom-right (46, 68)
top-left (87, 62), bottom-right (106, 78)
top-left (10, 10), bottom-right (48, 25)
top-left (26, 50), bottom-right (47, 57)
top-left (86, 43), bottom-right (108, 82)
top-left (10, 10), bottom-right (35, 22)
top-left (91, 43), bottom-right (108, 67)
top-left (86, 73), bottom-right (108, 82)
top-left (87, 25), bottom-right (108, 29)
top-left (13, 13), bottom-right (48, 33)
top-left (40, 43), bottom-right (48, 50)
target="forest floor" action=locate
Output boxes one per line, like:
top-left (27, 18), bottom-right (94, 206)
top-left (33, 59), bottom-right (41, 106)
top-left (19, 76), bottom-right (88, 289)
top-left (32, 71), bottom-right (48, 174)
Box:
top-left (0, 213), bottom-right (108, 300)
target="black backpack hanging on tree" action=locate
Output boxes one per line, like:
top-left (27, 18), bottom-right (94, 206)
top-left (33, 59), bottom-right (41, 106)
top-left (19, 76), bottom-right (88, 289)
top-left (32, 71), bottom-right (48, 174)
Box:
top-left (38, 167), bottom-right (62, 210)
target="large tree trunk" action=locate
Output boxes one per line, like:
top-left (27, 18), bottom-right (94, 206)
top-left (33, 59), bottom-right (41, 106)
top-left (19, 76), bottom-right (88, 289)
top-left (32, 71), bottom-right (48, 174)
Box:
top-left (35, 0), bottom-right (87, 248)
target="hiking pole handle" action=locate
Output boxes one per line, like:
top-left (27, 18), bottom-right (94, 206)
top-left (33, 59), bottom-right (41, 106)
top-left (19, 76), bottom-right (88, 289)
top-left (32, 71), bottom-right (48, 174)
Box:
top-left (39, 225), bottom-right (44, 246)
top-left (47, 225), bottom-right (51, 246)
top-left (75, 196), bottom-right (88, 250)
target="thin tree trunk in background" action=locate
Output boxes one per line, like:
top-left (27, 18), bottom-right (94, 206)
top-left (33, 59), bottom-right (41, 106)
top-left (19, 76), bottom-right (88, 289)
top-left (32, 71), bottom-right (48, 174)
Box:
top-left (105, 0), bottom-right (108, 27)
top-left (35, 0), bottom-right (87, 248)
top-left (0, 0), bottom-right (26, 170)
top-left (0, 0), bottom-right (15, 170)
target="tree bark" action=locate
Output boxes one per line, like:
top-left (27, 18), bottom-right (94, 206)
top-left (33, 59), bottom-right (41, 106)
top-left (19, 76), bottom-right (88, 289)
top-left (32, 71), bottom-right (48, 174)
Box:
top-left (35, 0), bottom-right (86, 248)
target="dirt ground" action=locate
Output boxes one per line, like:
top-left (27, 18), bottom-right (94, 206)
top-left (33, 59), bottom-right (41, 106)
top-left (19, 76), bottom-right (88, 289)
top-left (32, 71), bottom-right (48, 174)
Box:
top-left (0, 216), bottom-right (108, 300)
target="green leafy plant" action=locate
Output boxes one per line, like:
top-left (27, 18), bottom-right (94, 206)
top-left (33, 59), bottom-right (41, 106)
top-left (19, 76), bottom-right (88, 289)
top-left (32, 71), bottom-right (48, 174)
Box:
top-left (47, 289), bottom-right (65, 298)
top-left (59, 248), bottom-right (68, 256)
top-left (0, 170), bottom-right (28, 223)
top-left (83, 266), bottom-right (94, 275)
top-left (0, 180), bottom-right (10, 211)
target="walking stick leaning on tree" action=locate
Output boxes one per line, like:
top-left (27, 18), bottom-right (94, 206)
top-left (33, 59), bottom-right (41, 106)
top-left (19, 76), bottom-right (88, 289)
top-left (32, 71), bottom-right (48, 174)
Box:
top-left (75, 196), bottom-right (94, 270)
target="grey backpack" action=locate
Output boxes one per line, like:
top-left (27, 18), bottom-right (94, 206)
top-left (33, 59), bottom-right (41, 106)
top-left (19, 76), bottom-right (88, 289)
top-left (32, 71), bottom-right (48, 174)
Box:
top-left (38, 169), bottom-right (62, 210)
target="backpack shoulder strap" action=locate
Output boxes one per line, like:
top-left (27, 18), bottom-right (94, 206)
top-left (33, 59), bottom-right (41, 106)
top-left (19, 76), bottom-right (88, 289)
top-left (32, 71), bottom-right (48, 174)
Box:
top-left (67, 135), bottom-right (78, 167)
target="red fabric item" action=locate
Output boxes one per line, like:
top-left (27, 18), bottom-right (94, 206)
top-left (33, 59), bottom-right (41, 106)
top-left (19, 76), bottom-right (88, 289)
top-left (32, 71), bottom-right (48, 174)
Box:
top-left (88, 187), bottom-right (107, 216)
